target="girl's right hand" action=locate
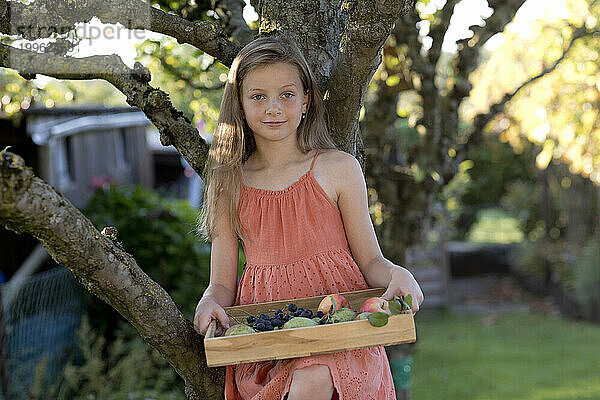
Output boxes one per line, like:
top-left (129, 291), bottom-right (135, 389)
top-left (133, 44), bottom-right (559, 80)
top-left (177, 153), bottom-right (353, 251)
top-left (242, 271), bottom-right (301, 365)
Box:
top-left (193, 297), bottom-right (230, 336)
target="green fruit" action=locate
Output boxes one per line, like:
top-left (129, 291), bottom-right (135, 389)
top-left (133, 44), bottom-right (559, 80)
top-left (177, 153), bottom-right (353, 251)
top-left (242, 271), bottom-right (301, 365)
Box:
top-left (224, 324), bottom-right (257, 336)
top-left (354, 312), bottom-right (372, 320)
top-left (282, 317), bottom-right (318, 329)
top-left (331, 308), bottom-right (357, 323)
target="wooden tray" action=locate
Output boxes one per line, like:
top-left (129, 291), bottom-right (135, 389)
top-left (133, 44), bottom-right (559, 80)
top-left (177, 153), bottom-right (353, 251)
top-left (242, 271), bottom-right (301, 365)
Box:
top-left (204, 288), bottom-right (416, 367)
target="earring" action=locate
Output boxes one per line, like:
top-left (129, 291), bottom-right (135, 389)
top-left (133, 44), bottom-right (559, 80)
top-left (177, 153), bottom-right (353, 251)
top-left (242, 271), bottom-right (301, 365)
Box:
top-left (301, 113), bottom-right (306, 120)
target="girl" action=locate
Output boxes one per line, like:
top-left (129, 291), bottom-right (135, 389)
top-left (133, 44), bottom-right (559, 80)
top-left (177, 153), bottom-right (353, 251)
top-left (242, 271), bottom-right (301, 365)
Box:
top-left (194, 35), bottom-right (424, 400)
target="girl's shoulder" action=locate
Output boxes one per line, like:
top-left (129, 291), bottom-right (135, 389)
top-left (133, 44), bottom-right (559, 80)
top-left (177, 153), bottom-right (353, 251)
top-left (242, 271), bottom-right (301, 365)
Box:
top-left (317, 149), bottom-right (362, 178)
top-left (314, 150), bottom-right (364, 204)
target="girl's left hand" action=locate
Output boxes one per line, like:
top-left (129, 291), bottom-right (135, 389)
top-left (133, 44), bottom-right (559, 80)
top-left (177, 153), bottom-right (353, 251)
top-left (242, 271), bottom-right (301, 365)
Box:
top-left (381, 267), bottom-right (424, 313)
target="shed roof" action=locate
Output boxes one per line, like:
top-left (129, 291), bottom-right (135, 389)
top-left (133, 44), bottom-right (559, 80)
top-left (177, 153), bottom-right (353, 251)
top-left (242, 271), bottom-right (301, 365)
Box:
top-left (25, 106), bottom-right (152, 145)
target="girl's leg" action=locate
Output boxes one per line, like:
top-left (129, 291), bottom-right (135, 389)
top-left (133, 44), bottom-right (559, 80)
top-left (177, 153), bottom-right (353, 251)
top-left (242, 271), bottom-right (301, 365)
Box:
top-left (286, 364), bottom-right (335, 400)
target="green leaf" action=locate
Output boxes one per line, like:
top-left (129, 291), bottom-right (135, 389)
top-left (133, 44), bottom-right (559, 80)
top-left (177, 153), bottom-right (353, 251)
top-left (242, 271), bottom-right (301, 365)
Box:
top-left (389, 301), bottom-right (404, 315)
top-left (368, 312), bottom-right (389, 327)
top-left (403, 294), bottom-right (413, 309)
top-left (0, 146), bottom-right (11, 155)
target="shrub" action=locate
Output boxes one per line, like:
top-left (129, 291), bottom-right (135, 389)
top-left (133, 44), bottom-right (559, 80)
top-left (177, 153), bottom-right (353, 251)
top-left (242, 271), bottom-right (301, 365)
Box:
top-left (83, 184), bottom-right (211, 334)
top-left (29, 318), bottom-right (186, 400)
top-left (574, 237), bottom-right (600, 319)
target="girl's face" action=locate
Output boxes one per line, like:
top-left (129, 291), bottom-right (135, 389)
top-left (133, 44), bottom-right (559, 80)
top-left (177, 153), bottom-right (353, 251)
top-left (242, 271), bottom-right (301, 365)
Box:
top-left (240, 62), bottom-right (309, 146)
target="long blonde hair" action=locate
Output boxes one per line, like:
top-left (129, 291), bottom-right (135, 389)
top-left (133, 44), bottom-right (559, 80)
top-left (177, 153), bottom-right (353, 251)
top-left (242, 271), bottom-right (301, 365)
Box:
top-left (199, 35), bottom-right (337, 242)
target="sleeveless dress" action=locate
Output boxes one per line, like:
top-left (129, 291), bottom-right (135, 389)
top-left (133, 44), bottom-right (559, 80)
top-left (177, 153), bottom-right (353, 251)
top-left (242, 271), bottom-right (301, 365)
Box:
top-left (224, 151), bottom-right (396, 400)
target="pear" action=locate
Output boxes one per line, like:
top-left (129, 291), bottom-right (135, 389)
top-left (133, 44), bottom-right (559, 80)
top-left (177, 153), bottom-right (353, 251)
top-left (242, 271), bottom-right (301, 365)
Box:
top-left (354, 312), bottom-right (372, 321)
top-left (224, 324), bottom-right (256, 336)
top-left (282, 317), bottom-right (318, 329)
top-left (331, 308), bottom-right (357, 323)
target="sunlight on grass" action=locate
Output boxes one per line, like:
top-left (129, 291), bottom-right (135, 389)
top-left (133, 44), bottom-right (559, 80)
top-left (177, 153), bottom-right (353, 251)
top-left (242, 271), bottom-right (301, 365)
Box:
top-left (412, 311), bottom-right (600, 400)
top-left (467, 208), bottom-right (524, 244)
top-left (521, 380), bottom-right (600, 400)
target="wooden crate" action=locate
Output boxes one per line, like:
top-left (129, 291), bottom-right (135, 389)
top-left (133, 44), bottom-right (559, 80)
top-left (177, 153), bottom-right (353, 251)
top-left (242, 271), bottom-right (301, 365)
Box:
top-left (204, 288), bottom-right (416, 367)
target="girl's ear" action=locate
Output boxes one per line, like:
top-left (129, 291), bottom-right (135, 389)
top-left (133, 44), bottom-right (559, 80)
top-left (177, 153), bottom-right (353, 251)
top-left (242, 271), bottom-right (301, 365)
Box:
top-left (302, 89), bottom-right (309, 114)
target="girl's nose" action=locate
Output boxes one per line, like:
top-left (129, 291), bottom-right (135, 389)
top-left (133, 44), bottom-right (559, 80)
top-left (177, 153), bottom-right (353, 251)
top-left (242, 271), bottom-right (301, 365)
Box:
top-left (266, 99), bottom-right (282, 115)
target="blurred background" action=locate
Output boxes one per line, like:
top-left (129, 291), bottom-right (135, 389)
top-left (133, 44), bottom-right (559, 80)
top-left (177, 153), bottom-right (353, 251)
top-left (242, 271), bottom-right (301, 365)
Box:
top-left (1, 0), bottom-right (599, 399)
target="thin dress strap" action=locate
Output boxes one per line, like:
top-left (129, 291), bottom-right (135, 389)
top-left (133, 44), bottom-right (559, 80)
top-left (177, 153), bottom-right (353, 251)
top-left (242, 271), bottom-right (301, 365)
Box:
top-left (309, 151), bottom-right (319, 172)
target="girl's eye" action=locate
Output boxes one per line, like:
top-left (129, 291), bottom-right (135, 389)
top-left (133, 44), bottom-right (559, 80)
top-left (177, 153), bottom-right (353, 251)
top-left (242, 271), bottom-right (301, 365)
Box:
top-left (251, 94), bottom-right (265, 100)
top-left (282, 92), bottom-right (294, 99)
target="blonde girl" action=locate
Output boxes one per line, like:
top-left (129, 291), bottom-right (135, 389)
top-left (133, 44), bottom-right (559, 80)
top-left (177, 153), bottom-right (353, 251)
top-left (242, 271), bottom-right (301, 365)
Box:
top-left (194, 35), bottom-right (424, 400)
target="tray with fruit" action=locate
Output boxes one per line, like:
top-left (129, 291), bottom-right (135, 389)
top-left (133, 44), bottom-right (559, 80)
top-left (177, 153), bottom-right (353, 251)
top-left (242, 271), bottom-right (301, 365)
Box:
top-left (204, 288), bottom-right (416, 367)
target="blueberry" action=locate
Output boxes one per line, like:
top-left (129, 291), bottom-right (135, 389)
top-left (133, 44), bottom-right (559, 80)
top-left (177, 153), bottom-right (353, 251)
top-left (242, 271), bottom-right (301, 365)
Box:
top-left (260, 314), bottom-right (270, 321)
top-left (264, 324), bottom-right (274, 331)
top-left (256, 322), bottom-right (265, 331)
top-left (300, 309), bottom-right (313, 318)
top-left (297, 307), bottom-right (305, 314)
top-left (272, 318), bottom-right (283, 327)
top-left (315, 311), bottom-right (324, 318)
top-left (246, 316), bottom-right (256, 324)
top-left (275, 309), bottom-right (283, 315)
top-left (288, 304), bottom-right (297, 312)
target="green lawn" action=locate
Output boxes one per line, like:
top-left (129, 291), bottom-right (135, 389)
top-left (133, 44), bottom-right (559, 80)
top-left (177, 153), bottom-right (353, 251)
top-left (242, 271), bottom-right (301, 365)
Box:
top-left (467, 208), bottom-right (524, 244)
top-left (412, 311), bottom-right (600, 400)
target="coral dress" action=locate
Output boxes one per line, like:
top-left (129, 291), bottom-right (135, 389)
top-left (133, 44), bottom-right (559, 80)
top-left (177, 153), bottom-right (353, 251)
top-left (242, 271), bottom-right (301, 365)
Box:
top-left (224, 151), bottom-right (396, 400)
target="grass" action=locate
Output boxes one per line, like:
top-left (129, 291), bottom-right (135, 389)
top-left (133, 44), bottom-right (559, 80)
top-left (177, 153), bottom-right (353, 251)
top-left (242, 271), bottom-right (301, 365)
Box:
top-left (467, 208), bottom-right (524, 244)
top-left (411, 311), bottom-right (600, 399)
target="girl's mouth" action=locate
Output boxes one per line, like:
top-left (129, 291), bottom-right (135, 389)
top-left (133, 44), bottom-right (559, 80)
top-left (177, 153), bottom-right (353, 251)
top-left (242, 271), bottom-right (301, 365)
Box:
top-left (264, 121), bottom-right (286, 127)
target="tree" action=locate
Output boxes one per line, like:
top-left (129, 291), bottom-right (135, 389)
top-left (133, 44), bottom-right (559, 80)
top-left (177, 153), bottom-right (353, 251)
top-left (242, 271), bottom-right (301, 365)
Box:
top-left (0, 0), bottom-right (414, 398)
top-left (360, 0), bottom-right (599, 261)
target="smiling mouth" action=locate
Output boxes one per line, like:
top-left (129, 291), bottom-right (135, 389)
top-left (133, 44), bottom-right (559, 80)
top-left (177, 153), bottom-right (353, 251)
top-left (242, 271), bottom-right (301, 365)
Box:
top-left (263, 121), bottom-right (286, 126)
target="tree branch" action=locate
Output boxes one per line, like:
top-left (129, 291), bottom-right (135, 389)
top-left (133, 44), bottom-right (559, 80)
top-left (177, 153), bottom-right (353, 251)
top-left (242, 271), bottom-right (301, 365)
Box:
top-left (326, 0), bottom-right (415, 153)
top-left (449, 0), bottom-right (527, 100)
top-left (468, 25), bottom-right (598, 143)
top-left (0, 0), bottom-right (240, 66)
top-left (0, 152), bottom-right (224, 399)
top-left (427, 0), bottom-right (458, 66)
top-left (0, 44), bottom-right (209, 176)
top-left (213, 0), bottom-right (254, 46)
top-left (392, 9), bottom-right (432, 85)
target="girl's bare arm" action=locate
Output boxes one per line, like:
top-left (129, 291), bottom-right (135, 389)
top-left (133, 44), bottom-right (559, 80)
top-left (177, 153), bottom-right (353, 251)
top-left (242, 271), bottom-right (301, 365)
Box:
top-left (201, 211), bottom-right (239, 308)
top-left (331, 151), bottom-right (423, 310)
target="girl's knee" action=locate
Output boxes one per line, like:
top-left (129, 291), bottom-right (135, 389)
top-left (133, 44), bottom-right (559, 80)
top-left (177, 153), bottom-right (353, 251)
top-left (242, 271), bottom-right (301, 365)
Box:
top-left (287, 365), bottom-right (334, 400)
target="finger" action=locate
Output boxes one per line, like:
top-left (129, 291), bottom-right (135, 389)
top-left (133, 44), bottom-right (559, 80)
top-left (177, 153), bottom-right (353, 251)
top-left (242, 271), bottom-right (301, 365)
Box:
top-left (215, 307), bottom-right (230, 330)
top-left (381, 286), bottom-right (398, 301)
top-left (381, 289), bottom-right (393, 301)
top-left (194, 316), bottom-right (208, 336)
top-left (215, 325), bottom-right (225, 337)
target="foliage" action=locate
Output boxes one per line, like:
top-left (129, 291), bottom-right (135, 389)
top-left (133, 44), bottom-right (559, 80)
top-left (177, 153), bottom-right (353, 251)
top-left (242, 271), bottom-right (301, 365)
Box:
top-left (83, 184), bottom-right (211, 333)
top-left (0, 69), bottom-right (39, 121)
top-left (448, 134), bottom-right (537, 239)
top-left (468, 0), bottom-right (600, 184)
top-left (0, 64), bottom-right (129, 121)
top-left (413, 310), bottom-right (600, 400)
top-left (29, 317), bottom-right (186, 400)
top-left (510, 238), bottom-right (574, 287)
top-left (574, 237), bottom-right (600, 319)
top-left (466, 208), bottom-right (524, 244)
top-left (135, 37), bottom-right (228, 134)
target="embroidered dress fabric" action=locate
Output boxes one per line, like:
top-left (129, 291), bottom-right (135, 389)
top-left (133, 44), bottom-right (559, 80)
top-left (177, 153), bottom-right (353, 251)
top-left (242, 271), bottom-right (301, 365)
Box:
top-left (224, 151), bottom-right (396, 400)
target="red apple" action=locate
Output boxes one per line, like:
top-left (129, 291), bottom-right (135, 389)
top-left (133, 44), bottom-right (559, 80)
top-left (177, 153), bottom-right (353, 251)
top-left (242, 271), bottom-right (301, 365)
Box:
top-left (359, 297), bottom-right (391, 315)
top-left (318, 294), bottom-right (350, 315)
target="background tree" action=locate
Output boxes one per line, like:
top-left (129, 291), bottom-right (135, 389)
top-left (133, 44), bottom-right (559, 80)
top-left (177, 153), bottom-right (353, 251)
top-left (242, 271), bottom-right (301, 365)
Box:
top-left (361, 0), bottom-right (599, 262)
